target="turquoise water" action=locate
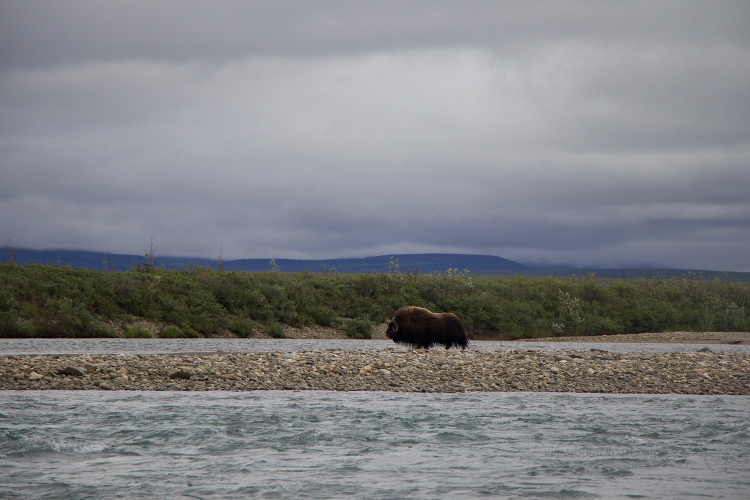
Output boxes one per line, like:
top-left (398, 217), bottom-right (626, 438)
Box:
top-left (1, 391), bottom-right (748, 499)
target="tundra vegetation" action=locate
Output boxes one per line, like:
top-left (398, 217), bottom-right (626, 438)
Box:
top-left (0, 260), bottom-right (748, 339)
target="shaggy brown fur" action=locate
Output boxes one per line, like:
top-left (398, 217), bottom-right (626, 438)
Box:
top-left (386, 306), bottom-right (468, 350)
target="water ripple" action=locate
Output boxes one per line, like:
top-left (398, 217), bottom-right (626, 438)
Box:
top-left (1, 391), bottom-right (748, 499)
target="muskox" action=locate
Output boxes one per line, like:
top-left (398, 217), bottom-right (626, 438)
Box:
top-left (385, 306), bottom-right (468, 350)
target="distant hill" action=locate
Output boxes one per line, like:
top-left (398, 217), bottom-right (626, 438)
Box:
top-left (504, 268), bottom-right (750, 281)
top-left (4, 248), bottom-right (749, 281)
top-left (6, 248), bottom-right (216, 272)
top-left (5, 249), bottom-right (527, 274)
top-left (234, 253), bottom-right (529, 274)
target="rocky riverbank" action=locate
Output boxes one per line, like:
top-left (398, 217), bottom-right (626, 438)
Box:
top-left (2, 348), bottom-right (748, 394)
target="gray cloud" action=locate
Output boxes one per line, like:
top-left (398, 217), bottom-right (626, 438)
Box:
top-left (1, 1), bottom-right (749, 270)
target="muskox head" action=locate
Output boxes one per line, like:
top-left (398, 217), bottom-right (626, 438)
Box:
top-left (386, 305), bottom-right (468, 350)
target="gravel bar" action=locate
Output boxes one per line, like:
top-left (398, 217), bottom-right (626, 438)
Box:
top-left (2, 347), bottom-right (749, 394)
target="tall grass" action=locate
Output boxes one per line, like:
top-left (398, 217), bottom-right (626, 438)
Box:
top-left (1, 262), bottom-right (748, 339)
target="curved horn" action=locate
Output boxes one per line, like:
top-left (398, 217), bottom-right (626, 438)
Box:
top-left (389, 320), bottom-right (399, 333)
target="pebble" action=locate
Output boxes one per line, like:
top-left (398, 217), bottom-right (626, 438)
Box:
top-left (1, 349), bottom-right (748, 394)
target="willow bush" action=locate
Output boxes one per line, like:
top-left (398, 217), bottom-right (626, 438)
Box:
top-left (1, 262), bottom-right (748, 339)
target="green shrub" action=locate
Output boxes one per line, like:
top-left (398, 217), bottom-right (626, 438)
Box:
top-left (304, 304), bottom-right (337, 326)
top-left (0, 316), bottom-right (34, 338)
top-left (342, 317), bottom-right (374, 339)
top-left (264, 321), bottom-right (285, 338)
top-left (230, 317), bottom-right (255, 337)
top-left (160, 325), bottom-right (184, 338)
top-left (2, 262), bottom-right (749, 340)
top-left (124, 326), bottom-right (151, 338)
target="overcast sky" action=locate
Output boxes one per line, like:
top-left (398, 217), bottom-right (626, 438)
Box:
top-left (1, 1), bottom-right (749, 270)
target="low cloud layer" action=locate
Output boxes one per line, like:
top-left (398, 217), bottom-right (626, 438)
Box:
top-left (1, 1), bottom-right (749, 270)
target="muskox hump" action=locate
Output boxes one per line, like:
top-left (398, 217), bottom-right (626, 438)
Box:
top-left (385, 306), bottom-right (468, 350)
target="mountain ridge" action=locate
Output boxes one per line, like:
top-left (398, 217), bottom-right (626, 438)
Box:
top-left (4, 248), bottom-right (749, 281)
top-left (4, 249), bottom-right (527, 274)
